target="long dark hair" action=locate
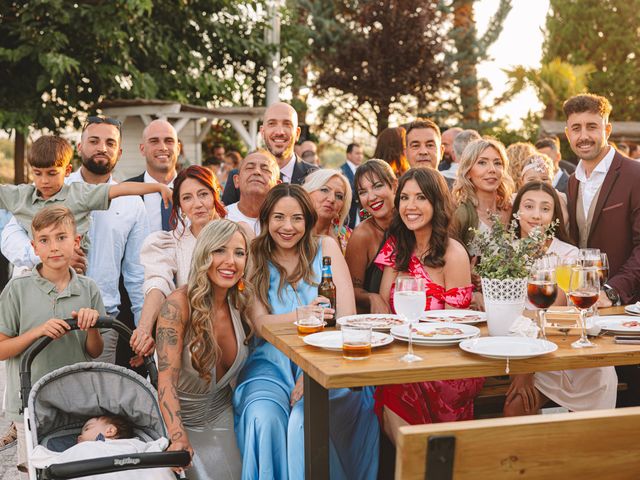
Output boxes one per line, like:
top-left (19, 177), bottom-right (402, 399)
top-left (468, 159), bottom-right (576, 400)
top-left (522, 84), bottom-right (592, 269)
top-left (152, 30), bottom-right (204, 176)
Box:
top-left (373, 127), bottom-right (409, 176)
top-left (390, 168), bottom-right (453, 271)
top-left (251, 184), bottom-right (319, 311)
top-left (170, 165), bottom-right (226, 230)
top-left (511, 181), bottom-right (572, 244)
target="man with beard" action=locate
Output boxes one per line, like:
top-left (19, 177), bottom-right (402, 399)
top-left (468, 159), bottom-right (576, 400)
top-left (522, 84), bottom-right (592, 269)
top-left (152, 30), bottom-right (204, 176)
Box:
top-left (0, 117), bottom-right (148, 364)
top-left (225, 149), bottom-right (280, 235)
top-left (126, 119), bottom-right (179, 232)
top-left (564, 94), bottom-right (640, 407)
top-left (222, 102), bottom-right (317, 204)
top-left (438, 127), bottom-right (462, 172)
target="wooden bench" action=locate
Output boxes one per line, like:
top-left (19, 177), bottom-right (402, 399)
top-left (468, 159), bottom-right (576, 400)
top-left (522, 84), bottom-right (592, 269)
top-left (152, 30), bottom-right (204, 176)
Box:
top-left (395, 406), bottom-right (640, 479)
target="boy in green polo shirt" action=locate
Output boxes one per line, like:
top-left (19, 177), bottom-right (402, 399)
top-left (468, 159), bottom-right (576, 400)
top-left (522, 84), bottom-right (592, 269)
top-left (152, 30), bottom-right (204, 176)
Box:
top-left (0, 133), bottom-right (172, 252)
top-left (0, 205), bottom-right (106, 475)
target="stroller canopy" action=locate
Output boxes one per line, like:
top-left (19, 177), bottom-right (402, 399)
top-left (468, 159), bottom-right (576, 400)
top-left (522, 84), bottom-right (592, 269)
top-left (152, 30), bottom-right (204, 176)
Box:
top-left (28, 362), bottom-right (166, 444)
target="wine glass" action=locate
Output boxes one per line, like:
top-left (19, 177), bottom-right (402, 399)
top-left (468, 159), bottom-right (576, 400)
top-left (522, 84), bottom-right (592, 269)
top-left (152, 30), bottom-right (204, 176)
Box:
top-left (568, 266), bottom-right (600, 348)
top-left (598, 253), bottom-right (609, 288)
top-left (580, 249), bottom-right (604, 318)
top-left (527, 258), bottom-right (558, 340)
top-left (555, 256), bottom-right (578, 310)
top-left (394, 275), bottom-right (426, 363)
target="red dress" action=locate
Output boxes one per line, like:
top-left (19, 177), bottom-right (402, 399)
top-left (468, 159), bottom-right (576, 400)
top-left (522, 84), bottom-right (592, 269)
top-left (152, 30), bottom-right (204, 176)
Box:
top-left (373, 236), bottom-right (485, 425)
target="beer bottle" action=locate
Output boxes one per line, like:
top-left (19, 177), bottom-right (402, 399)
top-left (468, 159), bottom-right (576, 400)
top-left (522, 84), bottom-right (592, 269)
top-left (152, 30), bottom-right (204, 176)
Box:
top-left (318, 256), bottom-right (337, 327)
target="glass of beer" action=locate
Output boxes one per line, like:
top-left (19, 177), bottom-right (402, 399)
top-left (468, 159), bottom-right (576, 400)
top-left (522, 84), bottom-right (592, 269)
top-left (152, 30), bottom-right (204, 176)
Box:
top-left (296, 305), bottom-right (325, 335)
top-left (527, 259), bottom-right (558, 340)
top-left (568, 266), bottom-right (600, 348)
top-left (342, 325), bottom-right (372, 360)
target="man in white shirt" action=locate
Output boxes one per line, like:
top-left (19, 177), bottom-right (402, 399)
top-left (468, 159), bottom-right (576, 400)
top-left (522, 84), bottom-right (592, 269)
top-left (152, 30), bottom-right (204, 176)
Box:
top-left (225, 149), bottom-right (280, 235)
top-left (564, 93), bottom-right (640, 406)
top-left (222, 102), bottom-right (317, 204)
top-left (1, 117), bottom-right (148, 364)
top-left (445, 129), bottom-right (481, 184)
top-left (126, 119), bottom-right (179, 232)
top-left (535, 137), bottom-right (571, 193)
top-left (438, 127), bottom-right (462, 172)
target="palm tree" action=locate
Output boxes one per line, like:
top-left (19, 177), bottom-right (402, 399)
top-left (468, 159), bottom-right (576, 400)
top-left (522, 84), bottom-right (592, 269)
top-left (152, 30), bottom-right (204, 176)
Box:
top-left (499, 58), bottom-right (595, 120)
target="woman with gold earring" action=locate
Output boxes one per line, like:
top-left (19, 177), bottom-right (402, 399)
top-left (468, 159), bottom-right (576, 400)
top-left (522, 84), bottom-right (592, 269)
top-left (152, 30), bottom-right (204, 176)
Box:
top-left (131, 166), bottom-right (226, 364)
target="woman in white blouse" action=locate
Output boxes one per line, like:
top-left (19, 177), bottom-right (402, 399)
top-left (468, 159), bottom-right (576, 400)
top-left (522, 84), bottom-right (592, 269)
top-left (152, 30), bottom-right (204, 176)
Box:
top-left (130, 166), bottom-right (226, 363)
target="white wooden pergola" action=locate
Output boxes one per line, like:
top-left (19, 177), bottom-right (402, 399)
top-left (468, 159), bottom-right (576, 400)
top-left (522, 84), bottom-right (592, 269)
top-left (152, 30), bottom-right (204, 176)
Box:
top-left (97, 99), bottom-right (265, 180)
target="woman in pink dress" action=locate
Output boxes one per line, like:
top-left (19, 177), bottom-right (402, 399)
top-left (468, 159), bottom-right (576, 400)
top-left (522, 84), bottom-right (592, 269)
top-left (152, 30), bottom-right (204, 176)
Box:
top-left (375, 168), bottom-right (484, 444)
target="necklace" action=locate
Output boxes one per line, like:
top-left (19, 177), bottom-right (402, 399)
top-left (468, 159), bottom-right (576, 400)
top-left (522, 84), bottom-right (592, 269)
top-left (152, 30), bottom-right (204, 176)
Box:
top-left (370, 218), bottom-right (386, 233)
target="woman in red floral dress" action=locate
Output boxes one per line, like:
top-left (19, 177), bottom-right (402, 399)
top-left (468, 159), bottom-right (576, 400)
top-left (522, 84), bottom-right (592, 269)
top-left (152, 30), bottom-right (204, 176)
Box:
top-left (375, 168), bottom-right (485, 444)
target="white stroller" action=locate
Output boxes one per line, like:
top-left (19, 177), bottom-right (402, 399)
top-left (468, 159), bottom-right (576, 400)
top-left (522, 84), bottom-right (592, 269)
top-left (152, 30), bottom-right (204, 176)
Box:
top-left (19, 317), bottom-right (190, 479)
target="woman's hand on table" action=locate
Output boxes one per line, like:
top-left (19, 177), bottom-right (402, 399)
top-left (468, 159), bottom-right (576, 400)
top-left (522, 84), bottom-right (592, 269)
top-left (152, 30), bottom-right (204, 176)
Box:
top-left (469, 291), bottom-right (485, 311)
top-left (505, 373), bottom-right (537, 413)
top-left (290, 375), bottom-right (304, 406)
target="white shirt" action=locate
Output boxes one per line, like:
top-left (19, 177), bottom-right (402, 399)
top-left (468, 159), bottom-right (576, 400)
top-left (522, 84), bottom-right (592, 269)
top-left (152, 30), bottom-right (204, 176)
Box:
top-left (226, 202), bottom-right (261, 235)
top-left (346, 160), bottom-right (359, 176)
top-left (279, 155), bottom-right (297, 183)
top-left (0, 170), bottom-right (149, 323)
top-left (574, 146), bottom-right (615, 219)
top-left (441, 162), bottom-right (459, 180)
top-left (552, 168), bottom-right (564, 188)
top-left (143, 171), bottom-right (176, 233)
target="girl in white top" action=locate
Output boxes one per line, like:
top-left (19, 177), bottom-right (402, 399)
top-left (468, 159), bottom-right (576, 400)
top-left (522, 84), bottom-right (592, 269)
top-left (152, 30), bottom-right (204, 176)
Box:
top-left (504, 181), bottom-right (617, 416)
top-left (130, 166), bottom-right (227, 364)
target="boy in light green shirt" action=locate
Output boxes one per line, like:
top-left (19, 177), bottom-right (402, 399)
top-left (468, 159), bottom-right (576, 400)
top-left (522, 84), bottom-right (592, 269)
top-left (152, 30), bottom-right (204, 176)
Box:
top-left (0, 205), bottom-right (106, 474)
top-left (0, 133), bottom-right (171, 252)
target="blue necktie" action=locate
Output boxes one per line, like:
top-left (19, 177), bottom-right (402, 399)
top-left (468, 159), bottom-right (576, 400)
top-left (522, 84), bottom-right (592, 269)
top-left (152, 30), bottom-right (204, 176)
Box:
top-left (160, 198), bottom-right (172, 231)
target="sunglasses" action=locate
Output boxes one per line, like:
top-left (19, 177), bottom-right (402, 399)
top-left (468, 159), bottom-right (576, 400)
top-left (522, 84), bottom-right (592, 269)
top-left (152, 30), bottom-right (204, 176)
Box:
top-left (83, 116), bottom-right (122, 131)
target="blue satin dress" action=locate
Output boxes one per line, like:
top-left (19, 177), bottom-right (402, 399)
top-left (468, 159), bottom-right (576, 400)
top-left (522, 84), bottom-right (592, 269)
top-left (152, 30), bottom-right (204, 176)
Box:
top-left (233, 243), bottom-right (379, 480)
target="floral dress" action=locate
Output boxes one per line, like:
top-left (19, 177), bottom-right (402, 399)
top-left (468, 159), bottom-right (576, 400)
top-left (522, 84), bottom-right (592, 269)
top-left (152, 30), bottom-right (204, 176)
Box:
top-left (373, 236), bottom-right (485, 425)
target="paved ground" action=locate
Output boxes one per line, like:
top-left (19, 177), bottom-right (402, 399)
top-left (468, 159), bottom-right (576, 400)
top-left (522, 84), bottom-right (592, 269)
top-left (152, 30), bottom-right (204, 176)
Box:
top-left (0, 363), bottom-right (19, 480)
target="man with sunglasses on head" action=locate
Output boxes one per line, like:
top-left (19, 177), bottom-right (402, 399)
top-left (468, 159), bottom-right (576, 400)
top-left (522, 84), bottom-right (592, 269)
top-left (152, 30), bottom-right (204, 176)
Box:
top-left (126, 119), bottom-right (179, 233)
top-left (1, 116), bottom-right (150, 365)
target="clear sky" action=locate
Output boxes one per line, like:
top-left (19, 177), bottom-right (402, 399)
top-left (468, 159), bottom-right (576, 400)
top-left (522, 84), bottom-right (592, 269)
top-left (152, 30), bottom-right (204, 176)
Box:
top-left (476, 0), bottom-right (550, 127)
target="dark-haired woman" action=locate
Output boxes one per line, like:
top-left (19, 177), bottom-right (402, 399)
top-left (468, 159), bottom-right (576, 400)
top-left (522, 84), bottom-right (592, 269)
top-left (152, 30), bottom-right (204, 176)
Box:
top-left (132, 165), bottom-right (226, 361)
top-left (504, 181), bottom-right (617, 416)
top-left (373, 127), bottom-right (410, 177)
top-left (156, 219), bottom-right (251, 479)
top-left (345, 159), bottom-right (397, 313)
top-left (234, 184), bottom-right (379, 480)
top-left (376, 168), bottom-right (484, 444)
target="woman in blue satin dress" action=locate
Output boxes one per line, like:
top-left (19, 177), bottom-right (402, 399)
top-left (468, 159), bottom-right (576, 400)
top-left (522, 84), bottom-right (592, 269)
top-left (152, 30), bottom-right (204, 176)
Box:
top-left (233, 184), bottom-right (379, 480)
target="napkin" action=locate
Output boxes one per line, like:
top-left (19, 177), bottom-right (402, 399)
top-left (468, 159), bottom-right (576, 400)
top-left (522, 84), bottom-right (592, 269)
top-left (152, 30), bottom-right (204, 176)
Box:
top-left (585, 317), bottom-right (602, 336)
top-left (509, 316), bottom-right (540, 338)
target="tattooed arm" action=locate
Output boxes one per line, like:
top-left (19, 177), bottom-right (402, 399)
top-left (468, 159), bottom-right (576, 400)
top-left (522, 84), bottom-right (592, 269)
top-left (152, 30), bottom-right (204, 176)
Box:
top-left (156, 289), bottom-right (193, 468)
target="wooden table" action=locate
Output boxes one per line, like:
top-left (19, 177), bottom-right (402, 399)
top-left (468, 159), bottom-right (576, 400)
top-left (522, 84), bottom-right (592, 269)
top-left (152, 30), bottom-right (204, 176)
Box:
top-left (262, 306), bottom-right (640, 480)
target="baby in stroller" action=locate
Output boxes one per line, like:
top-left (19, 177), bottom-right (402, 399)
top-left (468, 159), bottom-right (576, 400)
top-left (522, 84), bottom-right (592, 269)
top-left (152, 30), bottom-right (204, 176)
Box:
top-left (31, 414), bottom-right (175, 480)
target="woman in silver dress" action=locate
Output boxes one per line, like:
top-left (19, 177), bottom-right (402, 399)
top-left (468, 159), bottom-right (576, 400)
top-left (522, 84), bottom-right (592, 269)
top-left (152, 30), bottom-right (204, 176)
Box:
top-left (155, 219), bottom-right (252, 479)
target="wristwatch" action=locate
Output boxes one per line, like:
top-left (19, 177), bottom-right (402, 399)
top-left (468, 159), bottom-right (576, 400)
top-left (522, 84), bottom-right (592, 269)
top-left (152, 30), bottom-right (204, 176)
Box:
top-left (603, 284), bottom-right (621, 306)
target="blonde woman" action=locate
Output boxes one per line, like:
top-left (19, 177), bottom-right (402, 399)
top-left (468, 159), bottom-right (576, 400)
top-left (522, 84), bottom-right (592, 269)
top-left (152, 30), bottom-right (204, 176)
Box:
top-left (506, 141), bottom-right (537, 182)
top-left (452, 137), bottom-right (514, 249)
top-left (303, 168), bottom-right (353, 253)
top-left (156, 219), bottom-right (252, 479)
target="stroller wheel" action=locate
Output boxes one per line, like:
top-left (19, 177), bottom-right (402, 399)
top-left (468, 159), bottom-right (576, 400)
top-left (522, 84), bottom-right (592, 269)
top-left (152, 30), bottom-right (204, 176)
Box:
top-left (0, 423), bottom-right (17, 452)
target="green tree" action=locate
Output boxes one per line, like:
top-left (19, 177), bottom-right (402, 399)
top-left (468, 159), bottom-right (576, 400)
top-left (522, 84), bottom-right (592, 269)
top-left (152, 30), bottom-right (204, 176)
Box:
top-left (431, 0), bottom-right (511, 128)
top-left (300, 0), bottom-right (448, 137)
top-left (542, 0), bottom-right (640, 120)
top-left (500, 59), bottom-right (595, 120)
top-left (0, 1), bottom-right (305, 181)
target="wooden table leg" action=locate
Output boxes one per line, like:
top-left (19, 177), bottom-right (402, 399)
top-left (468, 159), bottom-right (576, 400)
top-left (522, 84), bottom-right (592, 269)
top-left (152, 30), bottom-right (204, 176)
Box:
top-left (304, 374), bottom-right (329, 480)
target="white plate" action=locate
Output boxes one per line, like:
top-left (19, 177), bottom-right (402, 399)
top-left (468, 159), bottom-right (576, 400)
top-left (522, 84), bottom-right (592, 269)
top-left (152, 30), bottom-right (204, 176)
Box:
top-left (303, 331), bottom-right (394, 351)
top-left (596, 315), bottom-right (640, 334)
top-left (420, 309), bottom-right (486, 325)
top-left (391, 322), bottom-right (480, 341)
top-left (337, 314), bottom-right (407, 331)
top-left (459, 336), bottom-right (558, 360)
top-left (624, 304), bottom-right (640, 316)
top-left (392, 333), bottom-right (480, 346)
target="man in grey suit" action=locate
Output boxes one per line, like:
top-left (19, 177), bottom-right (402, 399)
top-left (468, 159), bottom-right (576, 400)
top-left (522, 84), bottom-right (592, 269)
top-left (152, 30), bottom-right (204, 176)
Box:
top-left (222, 102), bottom-right (317, 204)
